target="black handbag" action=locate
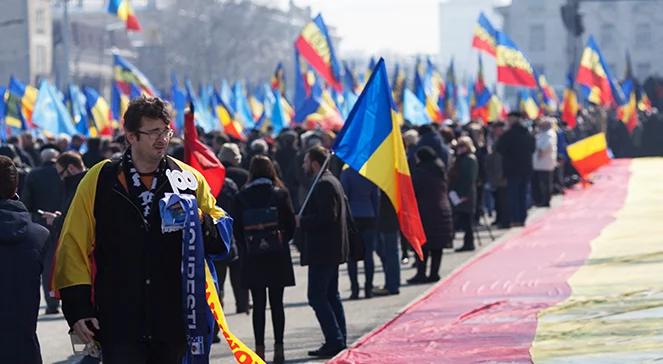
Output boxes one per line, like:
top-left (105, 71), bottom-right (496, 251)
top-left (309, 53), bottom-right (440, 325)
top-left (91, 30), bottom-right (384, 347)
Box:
top-left (239, 191), bottom-right (283, 256)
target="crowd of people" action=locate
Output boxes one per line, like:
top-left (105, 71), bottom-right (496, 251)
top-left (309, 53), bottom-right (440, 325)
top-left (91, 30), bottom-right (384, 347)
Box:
top-left (1, 94), bottom-right (662, 364)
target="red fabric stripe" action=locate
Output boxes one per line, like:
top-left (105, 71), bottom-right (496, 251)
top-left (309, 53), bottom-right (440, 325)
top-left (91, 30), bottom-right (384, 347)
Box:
top-left (184, 112), bottom-right (225, 196)
top-left (295, 36), bottom-right (343, 92)
top-left (562, 96), bottom-right (577, 128)
top-left (331, 160), bottom-right (631, 363)
top-left (497, 66), bottom-right (537, 88)
top-left (471, 37), bottom-right (496, 57)
top-left (395, 172), bottom-right (425, 260)
top-left (126, 14), bottom-right (142, 31)
top-left (572, 149), bottom-right (610, 178)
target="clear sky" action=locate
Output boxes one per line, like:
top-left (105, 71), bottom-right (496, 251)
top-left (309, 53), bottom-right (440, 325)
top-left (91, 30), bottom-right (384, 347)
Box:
top-left (272, 0), bottom-right (511, 56)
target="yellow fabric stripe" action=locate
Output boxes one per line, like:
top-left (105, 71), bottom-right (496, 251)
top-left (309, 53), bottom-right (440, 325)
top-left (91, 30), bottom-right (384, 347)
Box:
top-left (358, 112), bottom-right (411, 212)
top-left (530, 158), bottom-right (663, 362)
top-left (566, 133), bottom-right (607, 162)
top-left (300, 22), bottom-right (331, 64)
top-left (171, 158), bottom-right (227, 221)
top-left (204, 263), bottom-right (265, 363)
top-left (580, 48), bottom-right (607, 78)
top-left (53, 160), bottom-right (109, 290)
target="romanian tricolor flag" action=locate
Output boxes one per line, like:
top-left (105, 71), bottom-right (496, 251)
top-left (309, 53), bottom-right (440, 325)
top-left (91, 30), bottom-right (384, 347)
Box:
top-left (617, 54), bottom-right (638, 133)
top-left (470, 56), bottom-right (492, 123)
top-left (113, 53), bottom-right (156, 96)
top-left (442, 61), bottom-right (458, 120)
top-left (294, 89), bottom-right (343, 131)
top-left (638, 87), bottom-right (653, 112)
top-left (536, 73), bottom-right (558, 113)
top-left (83, 87), bottom-right (113, 136)
top-left (294, 14), bottom-right (342, 92)
top-left (576, 36), bottom-right (624, 107)
top-left (213, 91), bottom-right (244, 141)
top-left (471, 12), bottom-right (498, 57)
top-left (496, 32), bottom-right (537, 88)
top-left (566, 132), bottom-right (610, 178)
top-left (519, 89), bottom-right (540, 120)
top-left (6, 77), bottom-right (38, 130)
top-left (333, 58), bottom-right (426, 259)
top-left (561, 72), bottom-right (579, 128)
top-left (271, 62), bottom-right (286, 96)
top-left (107, 0), bottom-right (141, 32)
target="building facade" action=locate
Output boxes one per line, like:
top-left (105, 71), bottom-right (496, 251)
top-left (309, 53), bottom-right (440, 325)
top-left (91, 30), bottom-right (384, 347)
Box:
top-left (499, 0), bottom-right (663, 88)
top-left (0, 0), bottom-right (52, 84)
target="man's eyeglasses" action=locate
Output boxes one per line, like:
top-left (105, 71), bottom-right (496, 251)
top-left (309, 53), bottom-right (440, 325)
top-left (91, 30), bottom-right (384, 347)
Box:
top-left (136, 128), bottom-right (174, 140)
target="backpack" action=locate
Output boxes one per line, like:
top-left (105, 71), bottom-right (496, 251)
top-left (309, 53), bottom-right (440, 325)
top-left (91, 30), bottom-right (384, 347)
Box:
top-left (238, 189), bottom-right (282, 256)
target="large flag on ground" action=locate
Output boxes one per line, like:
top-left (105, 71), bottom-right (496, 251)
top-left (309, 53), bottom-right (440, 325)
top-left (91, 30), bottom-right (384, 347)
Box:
top-left (333, 58), bottom-right (426, 259)
top-left (496, 32), bottom-right (537, 88)
top-left (107, 0), bottom-right (141, 31)
top-left (562, 72), bottom-right (579, 128)
top-left (576, 36), bottom-right (624, 107)
top-left (472, 12), bottom-right (498, 57)
top-left (566, 132), bottom-right (610, 178)
top-left (32, 80), bottom-right (77, 136)
top-left (113, 53), bottom-right (156, 96)
top-left (184, 109), bottom-right (225, 197)
top-left (294, 14), bottom-right (342, 92)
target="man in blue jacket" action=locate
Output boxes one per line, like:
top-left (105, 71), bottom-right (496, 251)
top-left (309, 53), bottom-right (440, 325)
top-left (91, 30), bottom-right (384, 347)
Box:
top-left (0, 155), bottom-right (49, 364)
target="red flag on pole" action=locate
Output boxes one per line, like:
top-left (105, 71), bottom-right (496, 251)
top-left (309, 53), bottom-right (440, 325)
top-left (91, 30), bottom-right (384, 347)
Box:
top-left (184, 108), bottom-right (225, 197)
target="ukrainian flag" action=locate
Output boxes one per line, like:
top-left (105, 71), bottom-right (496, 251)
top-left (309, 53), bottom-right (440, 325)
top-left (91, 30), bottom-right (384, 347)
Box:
top-left (333, 58), bottom-right (426, 259)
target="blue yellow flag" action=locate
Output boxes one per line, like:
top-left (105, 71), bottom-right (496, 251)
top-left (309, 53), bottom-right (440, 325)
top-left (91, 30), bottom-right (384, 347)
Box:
top-left (66, 85), bottom-right (90, 135)
top-left (83, 87), bottom-right (113, 136)
top-left (333, 58), bottom-right (426, 260)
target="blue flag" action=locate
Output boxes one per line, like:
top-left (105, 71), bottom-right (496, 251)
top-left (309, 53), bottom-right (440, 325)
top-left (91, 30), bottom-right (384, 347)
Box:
top-left (32, 80), bottom-right (77, 136)
top-left (403, 88), bottom-right (431, 126)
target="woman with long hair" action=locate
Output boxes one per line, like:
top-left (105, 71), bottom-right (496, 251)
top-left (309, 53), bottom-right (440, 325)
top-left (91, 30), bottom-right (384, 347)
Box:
top-left (234, 155), bottom-right (296, 363)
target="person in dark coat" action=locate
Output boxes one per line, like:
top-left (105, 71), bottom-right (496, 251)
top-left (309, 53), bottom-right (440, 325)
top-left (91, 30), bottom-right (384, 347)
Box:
top-left (298, 146), bottom-right (349, 358)
top-left (274, 130), bottom-right (300, 207)
top-left (450, 137), bottom-right (479, 252)
top-left (21, 147), bottom-right (64, 314)
top-left (415, 123), bottom-right (450, 168)
top-left (341, 167), bottom-right (378, 299)
top-left (408, 147), bottom-right (453, 283)
top-left (235, 155), bottom-right (296, 363)
top-left (219, 142), bottom-right (250, 188)
top-left (0, 155), bottom-right (49, 364)
top-left (496, 112), bottom-right (536, 226)
top-left (82, 137), bottom-right (104, 168)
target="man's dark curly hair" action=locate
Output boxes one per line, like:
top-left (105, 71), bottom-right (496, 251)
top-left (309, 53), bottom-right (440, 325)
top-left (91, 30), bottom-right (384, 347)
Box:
top-left (123, 95), bottom-right (171, 134)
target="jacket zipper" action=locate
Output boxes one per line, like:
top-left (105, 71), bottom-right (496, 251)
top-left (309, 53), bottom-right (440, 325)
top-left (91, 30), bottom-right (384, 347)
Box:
top-left (112, 187), bottom-right (150, 231)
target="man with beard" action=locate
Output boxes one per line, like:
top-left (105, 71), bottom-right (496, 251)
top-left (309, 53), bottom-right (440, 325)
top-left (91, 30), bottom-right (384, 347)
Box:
top-left (298, 146), bottom-right (349, 358)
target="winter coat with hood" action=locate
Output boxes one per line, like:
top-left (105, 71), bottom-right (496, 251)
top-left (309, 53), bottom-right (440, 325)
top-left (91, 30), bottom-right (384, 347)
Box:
top-left (0, 198), bottom-right (49, 364)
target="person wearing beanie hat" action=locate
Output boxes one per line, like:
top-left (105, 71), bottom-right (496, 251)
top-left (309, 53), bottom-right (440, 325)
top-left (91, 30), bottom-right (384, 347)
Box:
top-left (219, 143), bottom-right (249, 189)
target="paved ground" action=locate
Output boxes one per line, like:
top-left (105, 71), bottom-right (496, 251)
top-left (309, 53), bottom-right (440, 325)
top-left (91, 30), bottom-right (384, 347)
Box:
top-left (38, 202), bottom-right (557, 364)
